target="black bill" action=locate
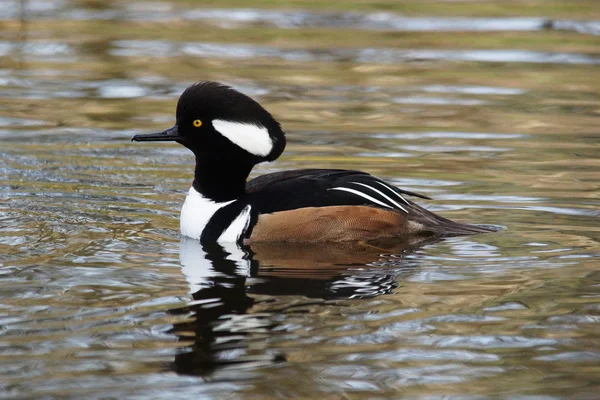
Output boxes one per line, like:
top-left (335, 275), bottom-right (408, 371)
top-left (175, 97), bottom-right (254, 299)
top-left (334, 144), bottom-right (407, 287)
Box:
top-left (131, 125), bottom-right (180, 142)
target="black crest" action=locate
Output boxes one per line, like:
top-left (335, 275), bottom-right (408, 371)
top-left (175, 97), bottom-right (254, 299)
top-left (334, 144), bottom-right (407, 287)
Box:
top-left (176, 81), bottom-right (286, 161)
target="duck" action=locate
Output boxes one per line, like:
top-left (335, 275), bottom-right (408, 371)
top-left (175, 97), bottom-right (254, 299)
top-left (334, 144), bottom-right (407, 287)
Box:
top-left (132, 81), bottom-right (496, 244)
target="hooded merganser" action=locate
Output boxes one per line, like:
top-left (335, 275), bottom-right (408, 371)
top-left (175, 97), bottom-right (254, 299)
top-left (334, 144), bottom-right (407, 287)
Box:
top-left (132, 81), bottom-right (496, 244)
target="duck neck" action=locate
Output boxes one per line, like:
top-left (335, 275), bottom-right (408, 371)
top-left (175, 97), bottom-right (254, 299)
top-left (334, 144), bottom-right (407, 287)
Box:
top-left (192, 156), bottom-right (253, 203)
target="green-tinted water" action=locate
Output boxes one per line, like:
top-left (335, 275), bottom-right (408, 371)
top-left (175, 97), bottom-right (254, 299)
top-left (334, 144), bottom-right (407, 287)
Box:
top-left (1, 1), bottom-right (599, 398)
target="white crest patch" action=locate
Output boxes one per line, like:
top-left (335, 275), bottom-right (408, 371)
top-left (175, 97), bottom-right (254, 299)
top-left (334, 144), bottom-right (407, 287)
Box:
top-left (180, 187), bottom-right (234, 241)
top-left (212, 119), bottom-right (273, 156)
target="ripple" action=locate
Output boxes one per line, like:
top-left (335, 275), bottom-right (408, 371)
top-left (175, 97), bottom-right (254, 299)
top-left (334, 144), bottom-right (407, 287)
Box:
top-left (401, 144), bottom-right (511, 152)
top-left (4, 4), bottom-right (599, 37)
top-left (97, 83), bottom-right (148, 99)
top-left (354, 151), bottom-right (412, 158)
top-left (545, 20), bottom-right (600, 36)
top-left (522, 206), bottom-right (600, 217)
top-left (414, 335), bottom-right (559, 349)
top-left (437, 194), bottom-right (544, 203)
top-left (0, 41), bottom-right (75, 62)
top-left (111, 40), bottom-right (600, 65)
top-left (419, 85), bottom-right (526, 95)
top-left (1, 2), bottom-right (600, 398)
top-left (185, 10), bottom-right (598, 37)
top-left (0, 0), bottom-right (65, 20)
top-left (0, 117), bottom-right (48, 127)
top-left (484, 302), bottom-right (529, 312)
top-left (374, 131), bottom-right (525, 140)
top-left (535, 351), bottom-right (600, 362)
top-left (184, 9), bottom-right (550, 32)
top-left (393, 96), bottom-right (488, 106)
top-left (347, 348), bottom-right (500, 362)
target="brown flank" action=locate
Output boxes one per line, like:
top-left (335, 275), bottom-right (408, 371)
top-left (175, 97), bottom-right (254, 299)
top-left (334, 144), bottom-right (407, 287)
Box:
top-left (246, 206), bottom-right (427, 243)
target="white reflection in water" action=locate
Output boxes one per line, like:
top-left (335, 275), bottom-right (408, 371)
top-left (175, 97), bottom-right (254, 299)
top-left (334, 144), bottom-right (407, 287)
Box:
top-left (180, 238), bottom-right (251, 294)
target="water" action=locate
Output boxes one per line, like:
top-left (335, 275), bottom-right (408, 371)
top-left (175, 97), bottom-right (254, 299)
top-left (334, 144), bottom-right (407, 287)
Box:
top-left (1, 0), bottom-right (599, 398)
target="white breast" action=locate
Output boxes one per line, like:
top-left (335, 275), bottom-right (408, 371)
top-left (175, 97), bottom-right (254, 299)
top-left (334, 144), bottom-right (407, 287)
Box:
top-left (180, 187), bottom-right (251, 243)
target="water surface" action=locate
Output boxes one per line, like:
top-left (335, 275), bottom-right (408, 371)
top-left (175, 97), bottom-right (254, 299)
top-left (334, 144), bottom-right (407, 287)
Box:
top-left (1, 0), bottom-right (599, 398)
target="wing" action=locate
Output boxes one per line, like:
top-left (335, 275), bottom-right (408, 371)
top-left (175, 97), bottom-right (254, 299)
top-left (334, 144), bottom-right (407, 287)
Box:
top-left (244, 169), bottom-right (431, 215)
top-left (242, 169), bottom-right (496, 240)
top-left (246, 169), bottom-right (364, 193)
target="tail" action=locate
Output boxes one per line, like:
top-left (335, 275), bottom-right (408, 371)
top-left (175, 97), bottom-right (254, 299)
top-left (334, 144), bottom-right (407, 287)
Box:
top-left (432, 220), bottom-right (500, 236)
top-left (407, 201), bottom-right (500, 237)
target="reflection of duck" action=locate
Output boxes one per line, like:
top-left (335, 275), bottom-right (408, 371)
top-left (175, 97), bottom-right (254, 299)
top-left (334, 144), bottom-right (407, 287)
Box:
top-left (168, 236), bottom-right (440, 376)
top-left (132, 81), bottom-right (496, 245)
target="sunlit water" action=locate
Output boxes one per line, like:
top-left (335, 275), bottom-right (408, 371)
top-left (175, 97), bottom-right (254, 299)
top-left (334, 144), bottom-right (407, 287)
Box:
top-left (1, 1), bottom-right (599, 398)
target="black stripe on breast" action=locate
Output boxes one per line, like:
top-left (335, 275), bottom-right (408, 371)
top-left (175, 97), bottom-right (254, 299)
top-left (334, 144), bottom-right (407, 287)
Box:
top-left (200, 201), bottom-right (256, 244)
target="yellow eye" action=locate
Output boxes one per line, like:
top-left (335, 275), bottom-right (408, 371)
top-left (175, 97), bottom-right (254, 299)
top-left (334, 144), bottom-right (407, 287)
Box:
top-left (193, 119), bottom-right (202, 128)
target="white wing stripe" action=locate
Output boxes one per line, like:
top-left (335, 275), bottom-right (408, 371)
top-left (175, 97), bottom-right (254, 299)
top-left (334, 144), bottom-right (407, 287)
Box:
top-left (374, 180), bottom-right (409, 205)
top-left (329, 187), bottom-right (393, 209)
top-left (350, 182), bottom-right (409, 213)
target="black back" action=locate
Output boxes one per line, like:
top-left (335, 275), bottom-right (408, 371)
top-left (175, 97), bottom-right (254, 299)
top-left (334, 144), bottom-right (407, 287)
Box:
top-left (243, 168), bottom-right (431, 214)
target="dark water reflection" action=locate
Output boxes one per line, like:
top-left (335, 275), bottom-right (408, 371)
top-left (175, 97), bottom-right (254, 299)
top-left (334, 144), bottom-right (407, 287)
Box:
top-left (173, 237), bottom-right (439, 372)
top-left (170, 238), bottom-right (435, 376)
top-left (2, 0), bottom-right (600, 398)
